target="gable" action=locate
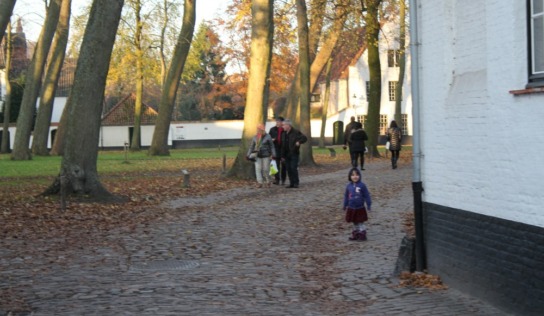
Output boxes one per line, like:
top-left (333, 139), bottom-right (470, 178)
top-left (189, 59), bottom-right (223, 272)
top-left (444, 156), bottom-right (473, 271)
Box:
top-left (101, 94), bottom-right (158, 126)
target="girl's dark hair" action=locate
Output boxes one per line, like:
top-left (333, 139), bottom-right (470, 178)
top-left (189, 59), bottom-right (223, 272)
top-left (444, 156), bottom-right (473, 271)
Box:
top-left (390, 120), bottom-right (398, 128)
top-left (348, 167), bottom-right (362, 181)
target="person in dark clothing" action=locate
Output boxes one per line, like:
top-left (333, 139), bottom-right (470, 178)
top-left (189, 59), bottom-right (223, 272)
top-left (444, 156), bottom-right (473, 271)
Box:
top-left (349, 122), bottom-right (368, 170)
top-left (268, 117), bottom-right (287, 185)
top-left (280, 119), bottom-right (307, 188)
top-left (343, 116), bottom-right (357, 151)
top-left (387, 120), bottom-right (402, 169)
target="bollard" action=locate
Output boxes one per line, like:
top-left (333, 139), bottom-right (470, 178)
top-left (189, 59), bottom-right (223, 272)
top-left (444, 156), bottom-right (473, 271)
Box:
top-left (327, 147), bottom-right (336, 158)
top-left (222, 154), bottom-right (227, 172)
top-left (181, 169), bottom-right (190, 188)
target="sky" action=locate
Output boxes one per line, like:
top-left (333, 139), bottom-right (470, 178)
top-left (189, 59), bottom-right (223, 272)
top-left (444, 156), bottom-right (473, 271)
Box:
top-left (12, 0), bottom-right (228, 43)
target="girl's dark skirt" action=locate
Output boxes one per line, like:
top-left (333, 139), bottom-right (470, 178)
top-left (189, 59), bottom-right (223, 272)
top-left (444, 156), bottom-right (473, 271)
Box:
top-left (345, 207), bottom-right (368, 223)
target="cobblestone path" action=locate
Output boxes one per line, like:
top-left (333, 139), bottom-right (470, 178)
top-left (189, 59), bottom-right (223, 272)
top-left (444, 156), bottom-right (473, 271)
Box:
top-left (1, 160), bottom-right (509, 315)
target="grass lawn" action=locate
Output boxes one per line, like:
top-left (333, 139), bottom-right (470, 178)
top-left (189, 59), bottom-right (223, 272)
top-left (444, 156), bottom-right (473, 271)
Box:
top-left (0, 146), bottom-right (344, 180)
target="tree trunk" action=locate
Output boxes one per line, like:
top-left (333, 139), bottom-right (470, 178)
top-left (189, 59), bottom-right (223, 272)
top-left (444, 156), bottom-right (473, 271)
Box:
top-left (1, 21), bottom-right (13, 154)
top-left (365, 0), bottom-right (382, 157)
top-left (394, 0), bottom-right (406, 125)
top-left (32, 0), bottom-right (72, 156)
top-left (149, 0), bottom-right (196, 156)
top-left (0, 0), bottom-right (16, 45)
top-left (227, 0), bottom-right (274, 179)
top-left (296, 0), bottom-right (315, 166)
top-left (309, 0), bottom-right (347, 91)
top-left (43, 0), bottom-right (125, 201)
top-left (319, 57), bottom-right (332, 148)
top-left (11, 0), bottom-right (62, 160)
top-left (308, 0), bottom-right (326, 62)
top-left (130, 0), bottom-right (143, 151)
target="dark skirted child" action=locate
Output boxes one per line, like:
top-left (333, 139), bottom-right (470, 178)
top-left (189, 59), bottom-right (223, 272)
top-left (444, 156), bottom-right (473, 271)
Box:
top-left (343, 167), bottom-right (372, 241)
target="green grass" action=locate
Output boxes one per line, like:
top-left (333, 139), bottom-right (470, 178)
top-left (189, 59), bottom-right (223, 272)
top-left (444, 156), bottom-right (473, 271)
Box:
top-left (0, 146), bottom-right (242, 178)
top-left (0, 145), bottom-right (397, 179)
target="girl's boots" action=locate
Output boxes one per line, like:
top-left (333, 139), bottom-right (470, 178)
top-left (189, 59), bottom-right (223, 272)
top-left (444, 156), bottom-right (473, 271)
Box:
top-left (349, 229), bottom-right (367, 241)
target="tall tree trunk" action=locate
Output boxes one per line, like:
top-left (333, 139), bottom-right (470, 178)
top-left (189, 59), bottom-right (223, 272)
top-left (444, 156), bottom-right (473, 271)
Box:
top-left (148, 0), bottom-right (196, 156)
top-left (131, 0), bottom-right (143, 151)
top-left (308, 0), bottom-right (326, 62)
top-left (0, 0), bottom-right (17, 43)
top-left (1, 21), bottom-right (13, 154)
top-left (365, 0), bottom-right (382, 157)
top-left (158, 0), bottom-right (169, 86)
top-left (43, 0), bottom-right (125, 200)
top-left (394, 0), bottom-right (406, 125)
top-left (0, 0), bottom-right (16, 44)
top-left (32, 0), bottom-right (72, 156)
top-left (309, 0), bottom-right (348, 91)
top-left (319, 57), bottom-right (332, 148)
top-left (284, 0), bottom-right (347, 125)
top-left (296, 0), bottom-right (315, 166)
top-left (227, 0), bottom-right (274, 179)
top-left (11, 0), bottom-right (62, 160)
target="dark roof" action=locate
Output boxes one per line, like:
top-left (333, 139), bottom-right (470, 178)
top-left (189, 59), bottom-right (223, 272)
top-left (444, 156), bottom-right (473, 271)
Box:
top-left (315, 27), bottom-right (366, 87)
top-left (101, 94), bottom-right (158, 126)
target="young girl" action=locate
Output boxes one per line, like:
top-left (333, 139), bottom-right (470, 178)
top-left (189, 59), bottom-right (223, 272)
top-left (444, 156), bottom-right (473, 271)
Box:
top-left (343, 168), bottom-right (372, 241)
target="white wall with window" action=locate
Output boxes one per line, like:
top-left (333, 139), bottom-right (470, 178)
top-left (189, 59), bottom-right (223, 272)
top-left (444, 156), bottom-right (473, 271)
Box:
top-left (347, 21), bottom-right (412, 136)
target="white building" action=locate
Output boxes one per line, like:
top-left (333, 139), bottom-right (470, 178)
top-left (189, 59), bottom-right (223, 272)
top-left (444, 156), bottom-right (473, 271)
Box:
top-left (412, 1), bottom-right (544, 314)
top-left (316, 21), bottom-right (412, 142)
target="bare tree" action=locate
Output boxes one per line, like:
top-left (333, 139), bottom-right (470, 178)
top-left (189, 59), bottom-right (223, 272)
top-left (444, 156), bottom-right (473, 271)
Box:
top-left (1, 21), bottom-right (13, 153)
top-left (295, 0), bottom-right (315, 166)
top-left (227, 0), bottom-right (274, 179)
top-left (43, 0), bottom-right (125, 200)
top-left (129, 0), bottom-right (144, 151)
top-left (32, 0), bottom-right (72, 156)
top-left (318, 57), bottom-right (332, 148)
top-left (394, 0), bottom-right (406, 125)
top-left (11, 0), bottom-right (62, 160)
top-left (364, 0), bottom-right (383, 157)
top-left (148, 0), bottom-right (196, 156)
top-left (0, 0), bottom-right (17, 44)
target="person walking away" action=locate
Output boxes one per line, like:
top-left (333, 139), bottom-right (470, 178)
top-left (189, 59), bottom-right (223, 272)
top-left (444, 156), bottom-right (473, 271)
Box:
top-left (247, 123), bottom-right (276, 188)
top-left (343, 167), bottom-right (372, 241)
top-left (387, 120), bottom-right (402, 169)
top-left (343, 116), bottom-right (357, 151)
top-left (280, 119), bottom-right (307, 188)
top-left (269, 117), bottom-right (287, 185)
top-left (348, 122), bottom-right (368, 170)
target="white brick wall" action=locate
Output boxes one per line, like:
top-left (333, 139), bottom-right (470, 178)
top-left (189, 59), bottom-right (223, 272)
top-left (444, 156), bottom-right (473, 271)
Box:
top-left (418, 1), bottom-right (544, 227)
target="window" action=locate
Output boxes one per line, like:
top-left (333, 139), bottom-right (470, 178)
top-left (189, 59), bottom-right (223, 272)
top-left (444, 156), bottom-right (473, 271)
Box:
top-left (380, 115), bottom-right (388, 135)
top-left (529, 0), bottom-right (544, 87)
top-left (357, 115), bottom-right (367, 129)
top-left (310, 93), bottom-right (321, 102)
top-left (388, 49), bottom-right (401, 67)
top-left (401, 114), bottom-right (408, 135)
top-left (388, 81), bottom-right (400, 101)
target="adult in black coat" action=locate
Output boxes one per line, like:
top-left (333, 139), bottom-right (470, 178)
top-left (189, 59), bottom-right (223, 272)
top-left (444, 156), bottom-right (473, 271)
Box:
top-left (280, 119), bottom-right (307, 188)
top-left (349, 122), bottom-right (368, 170)
top-left (269, 117), bottom-right (287, 185)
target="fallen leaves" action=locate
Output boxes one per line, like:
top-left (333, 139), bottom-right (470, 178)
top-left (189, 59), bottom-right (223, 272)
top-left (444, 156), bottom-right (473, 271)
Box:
top-left (397, 271), bottom-right (448, 290)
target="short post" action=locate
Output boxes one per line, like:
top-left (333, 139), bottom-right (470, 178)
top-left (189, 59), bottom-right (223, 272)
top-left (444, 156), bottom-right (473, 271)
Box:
top-left (181, 169), bottom-right (190, 188)
top-left (123, 142), bottom-right (129, 163)
top-left (222, 154), bottom-right (227, 172)
top-left (327, 147), bottom-right (336, 158)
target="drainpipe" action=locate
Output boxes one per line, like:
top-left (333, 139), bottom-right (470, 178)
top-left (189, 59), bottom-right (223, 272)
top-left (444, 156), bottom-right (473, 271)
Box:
top-left (409, 0), bottom-right (426, 271)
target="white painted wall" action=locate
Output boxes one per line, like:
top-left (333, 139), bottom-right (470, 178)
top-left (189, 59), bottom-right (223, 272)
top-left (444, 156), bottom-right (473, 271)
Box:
top-left (418, 1), bottom-right (544, 227)
top-left (320, 21), bottom-right (413, 134)
top-left (2, 119), bottom-right (343, 150)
